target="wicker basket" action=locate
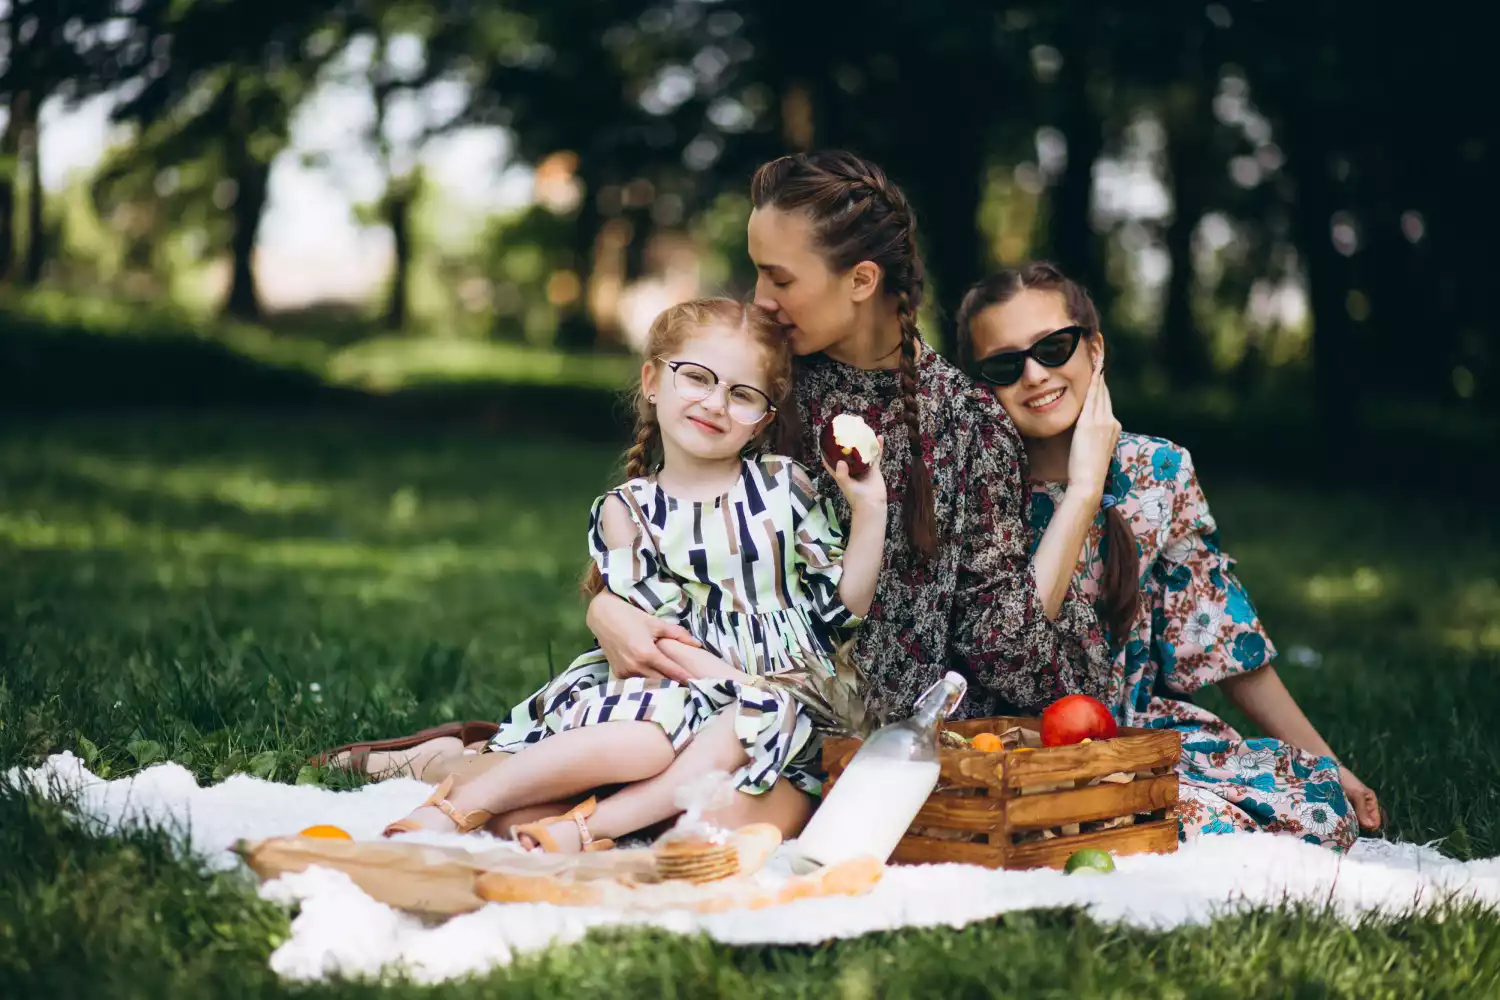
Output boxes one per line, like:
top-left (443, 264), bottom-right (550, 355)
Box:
top-left (820, 717), bottom-right (1182, 870)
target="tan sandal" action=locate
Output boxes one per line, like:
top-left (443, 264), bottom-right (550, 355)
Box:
top-left (381, 776), bottom-right (493, 837)
top-left (511, 796), bottom-right (615, 853)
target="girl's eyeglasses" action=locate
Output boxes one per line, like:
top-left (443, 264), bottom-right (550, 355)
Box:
top-left (660, 360), bottom-right (776, 423)
top-left (973, 326), bottom-right (1086, 387)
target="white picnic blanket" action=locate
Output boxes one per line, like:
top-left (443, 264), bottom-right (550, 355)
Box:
top-left (10, 752), bottom-right (1500, 984)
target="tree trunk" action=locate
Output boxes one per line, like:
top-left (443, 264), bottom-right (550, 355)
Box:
top-left (0, 90), bottom-right (27, 283)
top-left (903, 105), bottom-right (987, 352)
top-left (384, 188), bottom-right (412, 331)
top-left (223, 160), bottom-right (270, 321)
top-left (1045, 38), bottom-right (1108, 312)
top-left (1286, 141), bottom-right (1358, 433)
top-left (1159, 83), bottom-right (1214, 389)
top-left (21, 113), bottom-right (45, 286)
top-left (555, 164), bottom-right (603, 351)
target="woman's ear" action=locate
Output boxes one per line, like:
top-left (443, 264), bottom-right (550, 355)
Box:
top-left (641, 360), bottom-right (660, 400)
top-left (849, 260), bottom-right (882, 303)
top-left (1087, 330), bottom-right (1107, 371)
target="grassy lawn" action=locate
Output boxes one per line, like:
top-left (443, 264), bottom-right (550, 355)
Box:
top-left (2, 414), bottom-right (1499, 998)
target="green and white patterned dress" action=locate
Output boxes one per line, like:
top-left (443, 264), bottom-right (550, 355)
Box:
top-left (487, 454), bottom-right (859, 796)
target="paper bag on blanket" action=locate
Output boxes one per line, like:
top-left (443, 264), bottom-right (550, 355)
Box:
top-left (235, 823), bottom-right (880, 918)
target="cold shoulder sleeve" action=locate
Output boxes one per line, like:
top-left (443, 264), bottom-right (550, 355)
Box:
top-left (786, 461), bottom-right (860, 635)
top-left (949, 396), bottom-right (1114, 712)
top-left (588, 489), bottom-right (687, 619)
top-left (1147, 445), bottom-right (1276, 694)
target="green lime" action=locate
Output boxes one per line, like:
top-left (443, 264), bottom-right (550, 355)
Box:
top-left (1063, 848), bottom-right (1116, 875)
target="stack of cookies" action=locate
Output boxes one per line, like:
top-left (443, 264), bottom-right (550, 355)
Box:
top-left (653, 836), bottom-right (740, 884)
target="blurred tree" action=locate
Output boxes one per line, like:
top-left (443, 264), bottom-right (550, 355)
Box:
top-left (1029, 1), bottom-right (1115, 321)
top-left (457, 0), bottom-right (725, 349)
top-left (96, 0), bottom-right (350, 320)
top-left (0, 0), bottom-right (128, 285)
top-left (314, 1), bottom-right (457, 330)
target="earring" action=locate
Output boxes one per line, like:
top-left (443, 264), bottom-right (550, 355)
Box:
top-left (647, 394), bottom-right (657, 403)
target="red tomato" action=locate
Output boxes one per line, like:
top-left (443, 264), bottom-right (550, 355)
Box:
top-left (1040, 694), bottom-right (1119, 747)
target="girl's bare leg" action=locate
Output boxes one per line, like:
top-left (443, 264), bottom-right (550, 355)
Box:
top-left (518, 711), bottom-right (748, 849)
top-left (709, 774), bottom-right (814, 838)
top-left (395, 721), bottom-right (674, 832)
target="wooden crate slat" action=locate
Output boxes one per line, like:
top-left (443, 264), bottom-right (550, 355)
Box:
top-left (1004, 731), bottom-right (1182, 789)
top-left (1003, 819), bottom-right (1180, 870)
top-left (889, 834), bottom-right (1004, 867)
top-left (1004, 773), bottom-right (1178, 830)
top-left (911, 791), bottom-right (1004, 831)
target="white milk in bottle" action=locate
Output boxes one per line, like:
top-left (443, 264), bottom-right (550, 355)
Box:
top-left (791, 671), bottom-right (967, 871)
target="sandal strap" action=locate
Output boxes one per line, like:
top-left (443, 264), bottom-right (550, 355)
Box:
top-left (422, 776), bottom-right (491, 834)
top-left (573, 810), bottom-right (596, 849)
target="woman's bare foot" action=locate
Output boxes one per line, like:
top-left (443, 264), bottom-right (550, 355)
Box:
top-left (387, 804), bottom-right (461, 833)
top-left (382, 777), bottom-right (493, 837)
top-left (515, 819), bottom-right (584, 852)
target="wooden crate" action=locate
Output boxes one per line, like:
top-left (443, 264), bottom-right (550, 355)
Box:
top-left (821, 717), bottom-right (1182, 870)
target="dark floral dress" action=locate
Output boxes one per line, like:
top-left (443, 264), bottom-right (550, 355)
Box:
top-left (790, 345), bottom-right (1112, 722)
top-left (1029, 433), bottom-right (1358, 850)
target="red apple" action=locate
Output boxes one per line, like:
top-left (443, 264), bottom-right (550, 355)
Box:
top-left (1040, 694), bottom-right (1118, 747)
top-left (820, 413), bottom-right (879, 478)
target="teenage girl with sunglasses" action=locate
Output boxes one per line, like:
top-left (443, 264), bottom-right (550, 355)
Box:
top-left (957, 262), bottom-right (1381, 849)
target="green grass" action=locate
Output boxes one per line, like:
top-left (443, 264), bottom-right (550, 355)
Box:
top-left (2, 414), bottom-right (1499, 997)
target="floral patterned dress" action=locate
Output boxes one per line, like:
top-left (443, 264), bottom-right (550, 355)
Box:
top-left (1029, 433), bottom-right (1358, 850)
top-left (790, 347), bottom-right (1112, 723)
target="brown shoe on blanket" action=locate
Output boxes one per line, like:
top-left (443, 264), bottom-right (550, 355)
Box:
top-left (307, 721), bottom-right (501, 771)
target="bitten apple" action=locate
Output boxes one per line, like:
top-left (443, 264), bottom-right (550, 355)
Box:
top-left (820, 413), bottom-right (879, 478)
top-left (1040, 694), bottom-right (1119, 746)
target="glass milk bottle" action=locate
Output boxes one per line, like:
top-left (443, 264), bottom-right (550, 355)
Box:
top-left (791, 671), bottom-right (968, 871)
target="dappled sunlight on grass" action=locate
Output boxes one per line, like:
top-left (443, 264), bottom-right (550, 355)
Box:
top-left (1304, 566), bottom-right (1385, 605)
top-left (327, 336), bottom-right (639, 392)
top-left (63, 454), bottom-right (334, 514)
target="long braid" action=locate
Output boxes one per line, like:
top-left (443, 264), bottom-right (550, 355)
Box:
top-left (623, 418), bottom-right (660, 480)
top-left (583, 415), bottom-right (658, 597)
top-left (895, 291), bottom-right (937, 559)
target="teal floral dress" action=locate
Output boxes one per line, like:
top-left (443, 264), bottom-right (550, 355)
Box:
top-left (1029, 433), bottom-right (1358, 850)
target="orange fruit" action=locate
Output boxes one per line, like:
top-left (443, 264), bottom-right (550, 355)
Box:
top-left (971, 733), bottom-right (1004, 753)
top-left (298, 824), bottom-right (353, 840)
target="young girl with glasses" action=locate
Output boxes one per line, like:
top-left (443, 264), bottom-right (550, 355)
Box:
top-left (369, 298), bottom-right (887, 849)
top-left (956, 261), bottom-right (1381, 850)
